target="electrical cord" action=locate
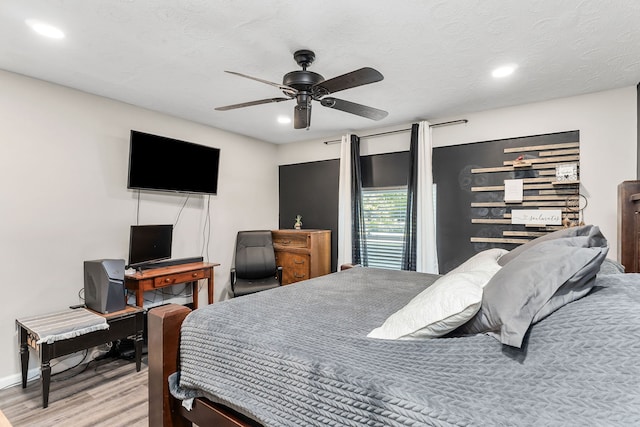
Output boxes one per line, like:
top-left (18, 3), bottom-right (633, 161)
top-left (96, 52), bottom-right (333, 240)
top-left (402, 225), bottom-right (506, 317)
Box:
top-left (200, 195), bottom-right (211, 262)
top-left (174, 195), bottom-right (190, 228)
top-left (136, 189), bottom-right (140, 225)
top-left (159, 283), bottom-right (190, 297)
top-left (50, 349), bottom-right (90, 382)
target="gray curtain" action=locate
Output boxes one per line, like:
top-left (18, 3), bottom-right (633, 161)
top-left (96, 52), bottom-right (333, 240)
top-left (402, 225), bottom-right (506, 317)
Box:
top-left (350, 135), bottom-right (368, 265)
top-left (401, 124), bottom-right (419, 270)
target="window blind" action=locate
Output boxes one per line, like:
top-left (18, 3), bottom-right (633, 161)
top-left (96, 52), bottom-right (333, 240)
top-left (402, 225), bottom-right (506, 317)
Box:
top-left (361, 186), bottom-right (407, 270)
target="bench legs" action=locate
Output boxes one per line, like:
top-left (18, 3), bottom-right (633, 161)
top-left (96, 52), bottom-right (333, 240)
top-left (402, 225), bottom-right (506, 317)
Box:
top-left (19, 332), bottom-right (52, 409)
top-left (41, 361), bottom-right (51, 408)
top-left (135, 332), bottom-right (143, 372)
top-left (20, 328), bottom-right (29, 389)
top-left (40, 344), bottom-right (53, 408)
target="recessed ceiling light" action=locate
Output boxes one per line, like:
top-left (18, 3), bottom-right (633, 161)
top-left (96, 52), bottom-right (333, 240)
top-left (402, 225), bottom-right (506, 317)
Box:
top-left (492, 64), bottom-right (517, 78)
top-left (277, 116), bottom-right (291, 124)
top-left (25, 19), bottom-right (65, 39)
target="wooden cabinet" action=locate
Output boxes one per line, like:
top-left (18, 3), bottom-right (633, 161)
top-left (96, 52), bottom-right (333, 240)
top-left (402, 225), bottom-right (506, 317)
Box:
top-left (272, 230), bottom-right (331, 285)
top-left (618, 180), bottom-right (640, 272)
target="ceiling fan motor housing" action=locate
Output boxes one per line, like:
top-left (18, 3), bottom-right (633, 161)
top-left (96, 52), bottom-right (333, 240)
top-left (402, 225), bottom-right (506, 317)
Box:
top-left (283, 70), bottom-right (324, 91)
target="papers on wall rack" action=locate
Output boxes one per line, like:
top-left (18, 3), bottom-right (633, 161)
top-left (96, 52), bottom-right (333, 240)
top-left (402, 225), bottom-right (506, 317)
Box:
top-left (555, 163), bottom-right (578, 182)
top-left (504, 179), bottom-right (523, 203)
top-left (511, 209), bottom-right (562, 226)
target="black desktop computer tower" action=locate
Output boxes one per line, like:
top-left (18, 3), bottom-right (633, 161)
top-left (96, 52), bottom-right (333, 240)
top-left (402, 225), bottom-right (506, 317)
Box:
top-left (84, 259), bottom-right (126, 314)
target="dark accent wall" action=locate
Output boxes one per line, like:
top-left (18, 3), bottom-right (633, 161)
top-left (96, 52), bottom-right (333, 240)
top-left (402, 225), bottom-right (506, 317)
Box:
top-left (279, 159), bottom-right (340, 272)
top-left (432, 130), bottom-right (579, 273)
top-left (279, 151), bottom-right (411, 273)
top-left (281, 132), bottom-right (580, 276)
top-left (361, 151), bottom-right (410, 187)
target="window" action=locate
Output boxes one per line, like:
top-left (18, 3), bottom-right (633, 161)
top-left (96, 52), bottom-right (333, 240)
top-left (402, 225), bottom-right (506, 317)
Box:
top-left (361, 186), bottom-right (408, 270)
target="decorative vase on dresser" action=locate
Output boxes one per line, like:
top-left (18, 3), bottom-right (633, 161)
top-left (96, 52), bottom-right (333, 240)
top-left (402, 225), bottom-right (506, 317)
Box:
top-left (271, 229), bottom-right (331, 285)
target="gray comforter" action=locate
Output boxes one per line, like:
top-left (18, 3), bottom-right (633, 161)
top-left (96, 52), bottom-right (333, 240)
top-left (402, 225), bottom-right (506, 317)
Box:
top-left (173, 267), bottom-right (640, 426)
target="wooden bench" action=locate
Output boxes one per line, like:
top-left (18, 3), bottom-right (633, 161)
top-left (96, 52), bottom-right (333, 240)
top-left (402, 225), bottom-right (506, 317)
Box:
top-left (16, 306), bottom-right (144, 408)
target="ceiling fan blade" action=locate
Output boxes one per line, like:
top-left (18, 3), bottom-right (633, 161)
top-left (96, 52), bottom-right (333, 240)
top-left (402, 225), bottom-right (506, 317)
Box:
top-left (215, 97), bottom-right (291, 111)
top-left (294, 104), bottom-right (311, 129)
top-left (313, 67), bottom-right (383, 95)
top-left (224, 71), bottom-right (298, 95)
top-left (320, 97), bottom-right (388, 121)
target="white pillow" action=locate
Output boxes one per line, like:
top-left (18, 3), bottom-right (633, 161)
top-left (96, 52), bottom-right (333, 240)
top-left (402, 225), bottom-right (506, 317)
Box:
top-left (449, 248), bottom-right (508, 275)
top-left (367, 250), bottom-right (504, 340)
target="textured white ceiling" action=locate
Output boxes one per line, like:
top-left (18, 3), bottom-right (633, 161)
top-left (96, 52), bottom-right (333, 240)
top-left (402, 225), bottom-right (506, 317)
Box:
top-left (1, 0), bottom-right (639, 144)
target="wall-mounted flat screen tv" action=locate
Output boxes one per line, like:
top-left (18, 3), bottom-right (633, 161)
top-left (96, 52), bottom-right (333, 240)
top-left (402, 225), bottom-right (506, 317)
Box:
top-left (127, 130), bottom-right (220, 195)
top-left (128, 224), bottom-right (173, 267)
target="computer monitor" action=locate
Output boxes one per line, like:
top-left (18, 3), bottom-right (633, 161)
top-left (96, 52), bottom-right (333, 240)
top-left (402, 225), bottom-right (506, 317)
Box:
top-left (128, 224), bottom-right (173, 269)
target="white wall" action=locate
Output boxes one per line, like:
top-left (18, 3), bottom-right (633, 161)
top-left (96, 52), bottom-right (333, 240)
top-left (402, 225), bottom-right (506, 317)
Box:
top-left (0, 70), bottom-right (279, 382)
top-left (1, 70), bottom-right (634, 385)
top-left (276, 123), bottom-right (412, 166)
top-left (278, 86), bottom-right (637, 260)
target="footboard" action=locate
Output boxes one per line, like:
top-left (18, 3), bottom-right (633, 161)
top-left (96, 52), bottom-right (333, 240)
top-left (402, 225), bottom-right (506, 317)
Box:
top-left (148, 304), bottom-right (192, 427)
top-left (148, 304), bottom-right (261, 427)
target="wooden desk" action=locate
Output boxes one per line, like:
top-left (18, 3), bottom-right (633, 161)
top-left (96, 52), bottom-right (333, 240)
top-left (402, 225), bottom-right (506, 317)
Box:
top-left (17, 306), bottom-right (144, 408)
top-left (125, 262), bottom-right (219, 308)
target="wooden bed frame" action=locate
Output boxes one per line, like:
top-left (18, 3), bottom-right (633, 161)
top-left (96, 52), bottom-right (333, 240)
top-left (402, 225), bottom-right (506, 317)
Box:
top-left (148, 304), bottom-right (262, 427)
top-left (148, 265), bottom-right (359, 426)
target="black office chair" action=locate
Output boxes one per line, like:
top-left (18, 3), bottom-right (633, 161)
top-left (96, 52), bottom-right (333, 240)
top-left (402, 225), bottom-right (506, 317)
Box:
top-left (231, 230), bottom-right (283, 297)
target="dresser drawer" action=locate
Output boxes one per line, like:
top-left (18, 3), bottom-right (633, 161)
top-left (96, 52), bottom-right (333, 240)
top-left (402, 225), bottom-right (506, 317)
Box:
top-left (272, 232), bottom-right (309, 249)
top-left (154, 270), bottom-right (205, 288)
top-left (276, 252), bottom-right (310, 285)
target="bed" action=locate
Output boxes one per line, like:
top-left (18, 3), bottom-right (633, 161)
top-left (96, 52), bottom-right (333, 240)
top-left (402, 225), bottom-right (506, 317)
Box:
top-left (148, 225), bottom-right (640, 427)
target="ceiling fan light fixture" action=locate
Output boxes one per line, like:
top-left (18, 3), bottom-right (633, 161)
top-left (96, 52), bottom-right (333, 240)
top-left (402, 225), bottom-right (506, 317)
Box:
top-left (25, 19), bottom-right (65, 39)
top-left (492, 64), bottom-right (517, 78)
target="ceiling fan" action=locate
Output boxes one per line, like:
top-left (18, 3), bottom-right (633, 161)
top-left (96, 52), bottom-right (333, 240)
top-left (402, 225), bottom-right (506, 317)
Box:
top-left (215, 49), bottom-right (388, 129)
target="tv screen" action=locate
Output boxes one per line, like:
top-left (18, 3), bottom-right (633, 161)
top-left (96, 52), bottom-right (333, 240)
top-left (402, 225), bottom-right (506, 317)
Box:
top-left (128, 224), bottom-right (173, 266)
top-left (127, 130), bottom-right (220, 195)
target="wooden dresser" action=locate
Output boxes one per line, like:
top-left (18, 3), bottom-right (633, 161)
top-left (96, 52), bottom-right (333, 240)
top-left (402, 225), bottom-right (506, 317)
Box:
top-left (272, 229), bottom-right (331, 285)
top-left (618, 180), bottom-right (640, 272)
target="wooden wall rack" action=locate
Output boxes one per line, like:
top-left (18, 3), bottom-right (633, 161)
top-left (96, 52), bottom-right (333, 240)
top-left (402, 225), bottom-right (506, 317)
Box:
top-left (470, 141), bottom-right (581, 246)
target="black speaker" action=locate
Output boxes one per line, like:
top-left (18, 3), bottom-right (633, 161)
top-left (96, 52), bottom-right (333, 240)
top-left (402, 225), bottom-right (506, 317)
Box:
top-left (84, 259), bottom-right (126, 314)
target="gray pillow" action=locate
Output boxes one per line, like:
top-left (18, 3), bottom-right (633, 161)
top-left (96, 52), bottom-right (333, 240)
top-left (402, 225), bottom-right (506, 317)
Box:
top-left (458, 233), bottom-right (608, 348)
top-left (498, 224), bottom-right (599, 266)
top-left (597, 258), bottom-right (625, 275)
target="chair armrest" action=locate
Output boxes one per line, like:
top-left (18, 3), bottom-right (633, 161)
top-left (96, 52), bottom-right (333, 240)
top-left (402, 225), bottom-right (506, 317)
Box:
top-left (276, 266), bottom-right (283, 285)
top-left (230, 268), bottom-right (237, 286)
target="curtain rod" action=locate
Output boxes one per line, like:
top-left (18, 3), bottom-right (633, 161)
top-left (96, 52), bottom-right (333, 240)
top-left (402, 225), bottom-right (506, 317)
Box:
top-left (322, 119), bottom-right (468, 145)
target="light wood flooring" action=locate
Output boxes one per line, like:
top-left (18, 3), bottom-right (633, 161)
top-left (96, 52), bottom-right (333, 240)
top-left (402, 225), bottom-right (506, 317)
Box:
top-left (0, 357), bottom-right (148, 427)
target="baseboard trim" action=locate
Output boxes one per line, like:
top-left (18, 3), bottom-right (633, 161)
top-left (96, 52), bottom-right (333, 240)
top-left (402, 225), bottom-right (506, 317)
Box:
top-left (0, 368), bottom-right (40, 390)
top-left (1, 346), bottom-right (115, 391)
